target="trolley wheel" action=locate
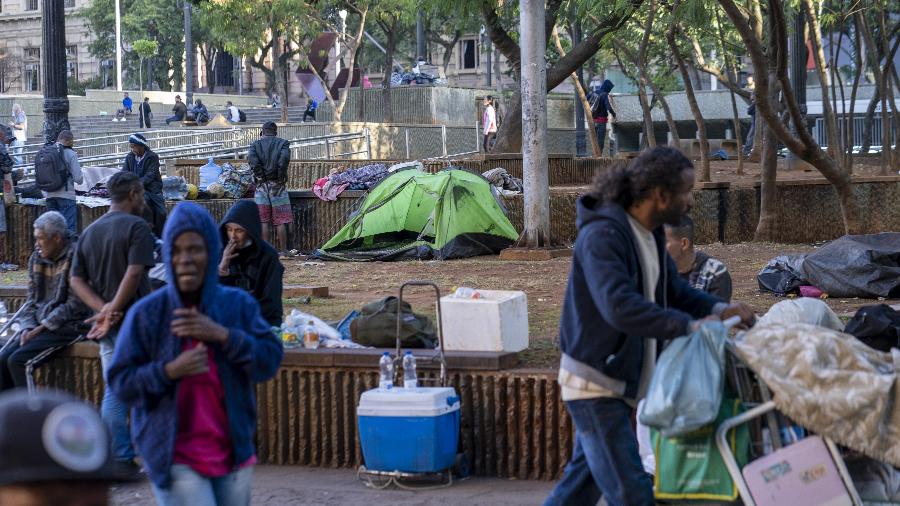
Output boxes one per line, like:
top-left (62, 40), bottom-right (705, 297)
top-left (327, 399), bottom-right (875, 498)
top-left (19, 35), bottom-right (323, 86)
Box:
top-left (452, 453), bottom-right (470, 479)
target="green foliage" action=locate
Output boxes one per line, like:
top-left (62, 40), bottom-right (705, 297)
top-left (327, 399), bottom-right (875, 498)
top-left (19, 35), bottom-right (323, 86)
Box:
top-left (79, 0), bottom-right (187, 90)
top-left (67, 75), bottom-right (106, 96)
top-left (132, 39), bottom-right (158, 59)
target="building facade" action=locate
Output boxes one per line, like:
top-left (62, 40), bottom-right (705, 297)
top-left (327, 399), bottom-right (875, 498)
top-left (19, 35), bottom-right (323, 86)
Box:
top-left (0, 0), bottom-right (101, 95)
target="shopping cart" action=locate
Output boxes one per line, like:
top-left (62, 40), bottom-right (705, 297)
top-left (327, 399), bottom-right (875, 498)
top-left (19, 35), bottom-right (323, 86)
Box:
top-left (716, 341), bottom-right (863, 506)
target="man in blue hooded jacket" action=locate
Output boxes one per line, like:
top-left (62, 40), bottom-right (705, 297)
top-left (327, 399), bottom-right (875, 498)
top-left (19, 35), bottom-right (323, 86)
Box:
top-left (544, 147), bottom-right (754, 506)
top-left (108, 202), bottom-right (283, 506)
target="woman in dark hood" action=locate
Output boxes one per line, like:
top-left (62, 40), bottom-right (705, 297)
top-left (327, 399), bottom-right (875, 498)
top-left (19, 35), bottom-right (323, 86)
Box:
top-left (218, 200), bottom-right (284, 327)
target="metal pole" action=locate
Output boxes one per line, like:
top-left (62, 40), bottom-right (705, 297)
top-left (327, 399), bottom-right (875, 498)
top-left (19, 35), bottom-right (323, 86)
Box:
top-left (416, 8), bottom-right (426, 62)
top-left (184, 1), bottom-right (193, 105)
top-left (405, 129), bottom-right (410, 159)
top-left (486, 38), bottom-right (492, 88)
top-left (115, 0), bottom-right (122, 91)
top-left (519, 0), bottom-right (550, 247)
top-left (42, 0), bottom-right (71, 145)
top-left (365, 128), bottom-right (372, 158)
top-left (475, 121), bottom-right (481, 152)
top-left (573, 20), bottom-right (586, 157)
top-left (325, 138), bottom-right (331, 159)
top-left (441, 125), bottom-right (447, 156)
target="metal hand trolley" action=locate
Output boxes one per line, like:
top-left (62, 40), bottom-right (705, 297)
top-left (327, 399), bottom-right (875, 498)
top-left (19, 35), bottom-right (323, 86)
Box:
top-left (715, 339), bottom-right (863, 506)
top-left (357, 281), bottom-right (469, 491)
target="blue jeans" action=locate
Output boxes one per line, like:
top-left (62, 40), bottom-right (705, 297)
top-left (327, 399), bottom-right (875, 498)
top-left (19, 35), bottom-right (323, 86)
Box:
top-left (45, 197), bottom-right (78, 233)
top-left (11, 139), bottom-right (24, 166)
top-left (151, 464), bottom-right (253, 506)
top-left (165, 115), bottom-right (181, 125)
top-left (594, 123), bottom-right (608, 156)
top-left (99, 327), bottom-right (135, 462)
top-left (544, 398), bottom-right (654, 506)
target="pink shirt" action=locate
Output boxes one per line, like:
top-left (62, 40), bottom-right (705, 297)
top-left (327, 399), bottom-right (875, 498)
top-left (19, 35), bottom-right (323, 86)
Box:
top-left (173, 338), bottom-right (256, 476)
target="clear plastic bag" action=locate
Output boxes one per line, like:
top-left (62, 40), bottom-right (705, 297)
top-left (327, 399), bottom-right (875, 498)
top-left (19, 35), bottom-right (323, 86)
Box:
top-left (638, 320), bottom-right (728, 438)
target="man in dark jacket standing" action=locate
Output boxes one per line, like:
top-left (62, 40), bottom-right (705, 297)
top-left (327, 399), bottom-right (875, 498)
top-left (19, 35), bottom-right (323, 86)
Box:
top-left (248, 121), bottom-right (292, 250)
top-left (0, 211), bottom-right (89, 391)
top-left (589, 79), bottom-right (617, 156)
top-left (138, 97), bottom-right (152, 129)
top-left (122, 133), bottom-right (166, 236)
top-left (108, 202), bottom-right (282, 505)
top-left (543, 147), bottom-right (754, 506)
top-left (219, 200), bottom-right (284, 327)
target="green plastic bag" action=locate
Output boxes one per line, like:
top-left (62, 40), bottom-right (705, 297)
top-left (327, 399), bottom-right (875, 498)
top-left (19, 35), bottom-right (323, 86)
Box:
top-left (652, 398), bottom-right (750, 502)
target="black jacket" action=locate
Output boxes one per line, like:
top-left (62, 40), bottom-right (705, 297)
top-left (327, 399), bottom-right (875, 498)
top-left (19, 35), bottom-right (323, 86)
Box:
top-left (219, 200), bottom-right (284, 326)
top-left (248, 135), bottom-right (290, 184)
top-left (122, 149), bottom-right (163, 195)
top-left (558, 197), bottom-right (721, 399)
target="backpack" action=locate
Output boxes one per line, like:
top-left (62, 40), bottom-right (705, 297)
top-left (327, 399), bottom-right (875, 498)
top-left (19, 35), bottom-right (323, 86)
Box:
top-left (350, 297), bottom-right (437, 348)
top-left (588, 92), bottom-right (601, 116)
top-left (238, 109), bottom-right (247, 122)
top-left (34, 144), bottom-right (69, 192)
top-left (590, 92), bottom-right (609, 118)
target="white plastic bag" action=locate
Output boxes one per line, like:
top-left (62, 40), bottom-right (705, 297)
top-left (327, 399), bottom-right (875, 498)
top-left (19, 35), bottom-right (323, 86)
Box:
top-left (757, 298), bottom-right (844, 331)
top-left (283, 309), bottom-right (341, 342)
top-left (638, 320), bottom-right (728, 438)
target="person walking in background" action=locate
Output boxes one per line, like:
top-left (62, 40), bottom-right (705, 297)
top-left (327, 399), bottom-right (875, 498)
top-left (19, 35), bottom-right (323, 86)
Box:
top-left (8, 104), bottom-right (27, 166)
top-left (123, 93), bottom-right (133, 115)
top-left (109, 202), bottom-right (283, 506)
top-left (219, 200), bottom-right (284, 327)
top-left (166, 95), bottom-right (188, 126)
top-left (139, 98), bottom-right (152, 129)
top-left (270, 93), bottom-right (281, 109)
top-left (665, 216), bottom-right (733, 302)
top-left (589, 80), bottom-right (617, 156)
top-left (70, 172), bottom-right (156, 480)
top-left (122, 133), bottom-right (166, 236)
top-left (36, 130), bottom-right (83, 233)
top-left (248, 121), bottom-right (292, 249)
top-left (743, 77), bottom-right (756, 157)
top-left (302, 98), bottom-right (317, 122)
top-left (0, 211), bottom-right (89, 392)
top-left (482, 96), bottom-right (497, 152)
top-left (543, 147), bottom-right (754, 506)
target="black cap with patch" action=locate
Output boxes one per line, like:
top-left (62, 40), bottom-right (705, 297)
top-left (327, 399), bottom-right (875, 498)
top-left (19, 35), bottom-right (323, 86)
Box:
top-left (0, 389), bottom-right (120, 486)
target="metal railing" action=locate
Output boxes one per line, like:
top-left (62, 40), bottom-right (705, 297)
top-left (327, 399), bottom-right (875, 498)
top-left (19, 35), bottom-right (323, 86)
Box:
top-left (12, 129), bottom-right (370, 176)
top-left (814, 115), bottom-right (897, 152)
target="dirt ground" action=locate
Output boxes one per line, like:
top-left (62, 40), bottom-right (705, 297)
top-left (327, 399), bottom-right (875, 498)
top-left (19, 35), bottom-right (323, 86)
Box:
top-left (701, 157), bottom-right (896, 186)
top-left (282, 241), bottom-right (898, 369)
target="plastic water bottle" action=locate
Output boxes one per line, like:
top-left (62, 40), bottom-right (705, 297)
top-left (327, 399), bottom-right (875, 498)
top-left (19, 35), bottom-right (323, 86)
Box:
top-left (453, 287), bottom-right (481, 299)
top-left (378, 352), bottom-right (394, 390)
top-left (402, 351), bottom-right (418, 388)
top-left (302, 320), bottom-right (320, 350)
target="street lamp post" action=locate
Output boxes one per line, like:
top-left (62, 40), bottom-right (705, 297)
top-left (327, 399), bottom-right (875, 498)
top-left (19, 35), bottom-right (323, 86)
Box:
top-left (787, 11), bottom-right (807, 170)
top-left (573, 21), bottom-right (586, 157)
top-left (42, 0), bottom-right (70, 145)
top-left (184, 1), bottom-right (193, 105)
top-left (115, 0), bottom-right (122, 91)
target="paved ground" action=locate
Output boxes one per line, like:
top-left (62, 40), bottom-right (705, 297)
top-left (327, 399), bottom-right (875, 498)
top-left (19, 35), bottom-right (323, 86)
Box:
top-left (110, 465), bottom-right (556, 506)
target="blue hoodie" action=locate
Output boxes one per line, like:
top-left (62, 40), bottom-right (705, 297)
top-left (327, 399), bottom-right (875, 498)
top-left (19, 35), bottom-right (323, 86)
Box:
top-left (108, 202), bottom-right (283, 488)
top-left (558, 195), bottom-right (721, 399)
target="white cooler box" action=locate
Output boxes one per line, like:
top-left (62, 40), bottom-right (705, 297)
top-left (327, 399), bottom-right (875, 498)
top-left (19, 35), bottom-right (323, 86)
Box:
top-left (439, 290), bottom-right (528, 352)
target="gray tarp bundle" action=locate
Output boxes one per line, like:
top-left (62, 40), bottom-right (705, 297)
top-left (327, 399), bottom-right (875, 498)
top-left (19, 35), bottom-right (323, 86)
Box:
top-left (758, 233), bottom-right (900, 298)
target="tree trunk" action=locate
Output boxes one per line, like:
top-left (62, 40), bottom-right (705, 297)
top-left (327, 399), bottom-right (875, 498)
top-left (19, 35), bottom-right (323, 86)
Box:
top-left (551, 28), bottom-right (601, 157)
top-left (643, 76), bottom-right (680, 146)
top-left (755, 100), bottom-right (779, 240)
top-left (334, 6), bottom-right (368, 120)
top-left (637, 84), bottom-right (656, 148)
top-left (272, 35), bottom-right (288, 123)
top-left (860, 86), bottom-right (880, 154)
top-left (847, 13), bottom-right (864, 171)
top-left (668, 24), bottom-right (710, 181)
top-left (518, 0), bottom-right (550, 248)
top-left (492, 90), bottom-right (523, 153)
top-left (802, 0), bottom-right (841, 165)
top-left (715, 9), bottom-right (743, 173)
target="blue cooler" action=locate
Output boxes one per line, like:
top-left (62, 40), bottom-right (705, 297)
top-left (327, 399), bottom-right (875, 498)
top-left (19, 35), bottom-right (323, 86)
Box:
top-left (357, 387), bottom-right (460, 473)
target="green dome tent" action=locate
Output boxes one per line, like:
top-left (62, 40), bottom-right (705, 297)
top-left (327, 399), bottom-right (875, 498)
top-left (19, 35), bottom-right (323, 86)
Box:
top-left (315, 169), bottom-right (519, 261)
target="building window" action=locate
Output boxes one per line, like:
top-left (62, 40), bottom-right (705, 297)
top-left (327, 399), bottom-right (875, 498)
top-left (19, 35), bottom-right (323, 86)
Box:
top-left (66, 45), bottom-right (77, 59)
top-left (26, 0), bottom-right (39, 11)
top-left (64, 0), bottom-right (76, 7)
top-left (24, 48), bottom-right (40, 60)
top-left (66, 61), bottom-right (78, 79)
top-left (24, 64), bottom-right (40, 92)
top-left (459, 40), bottom-right (478, 70)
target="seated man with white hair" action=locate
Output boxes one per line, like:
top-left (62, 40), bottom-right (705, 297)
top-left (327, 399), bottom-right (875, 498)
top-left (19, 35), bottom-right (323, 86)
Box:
top-left (0, 211), bottom-right (90, 391)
